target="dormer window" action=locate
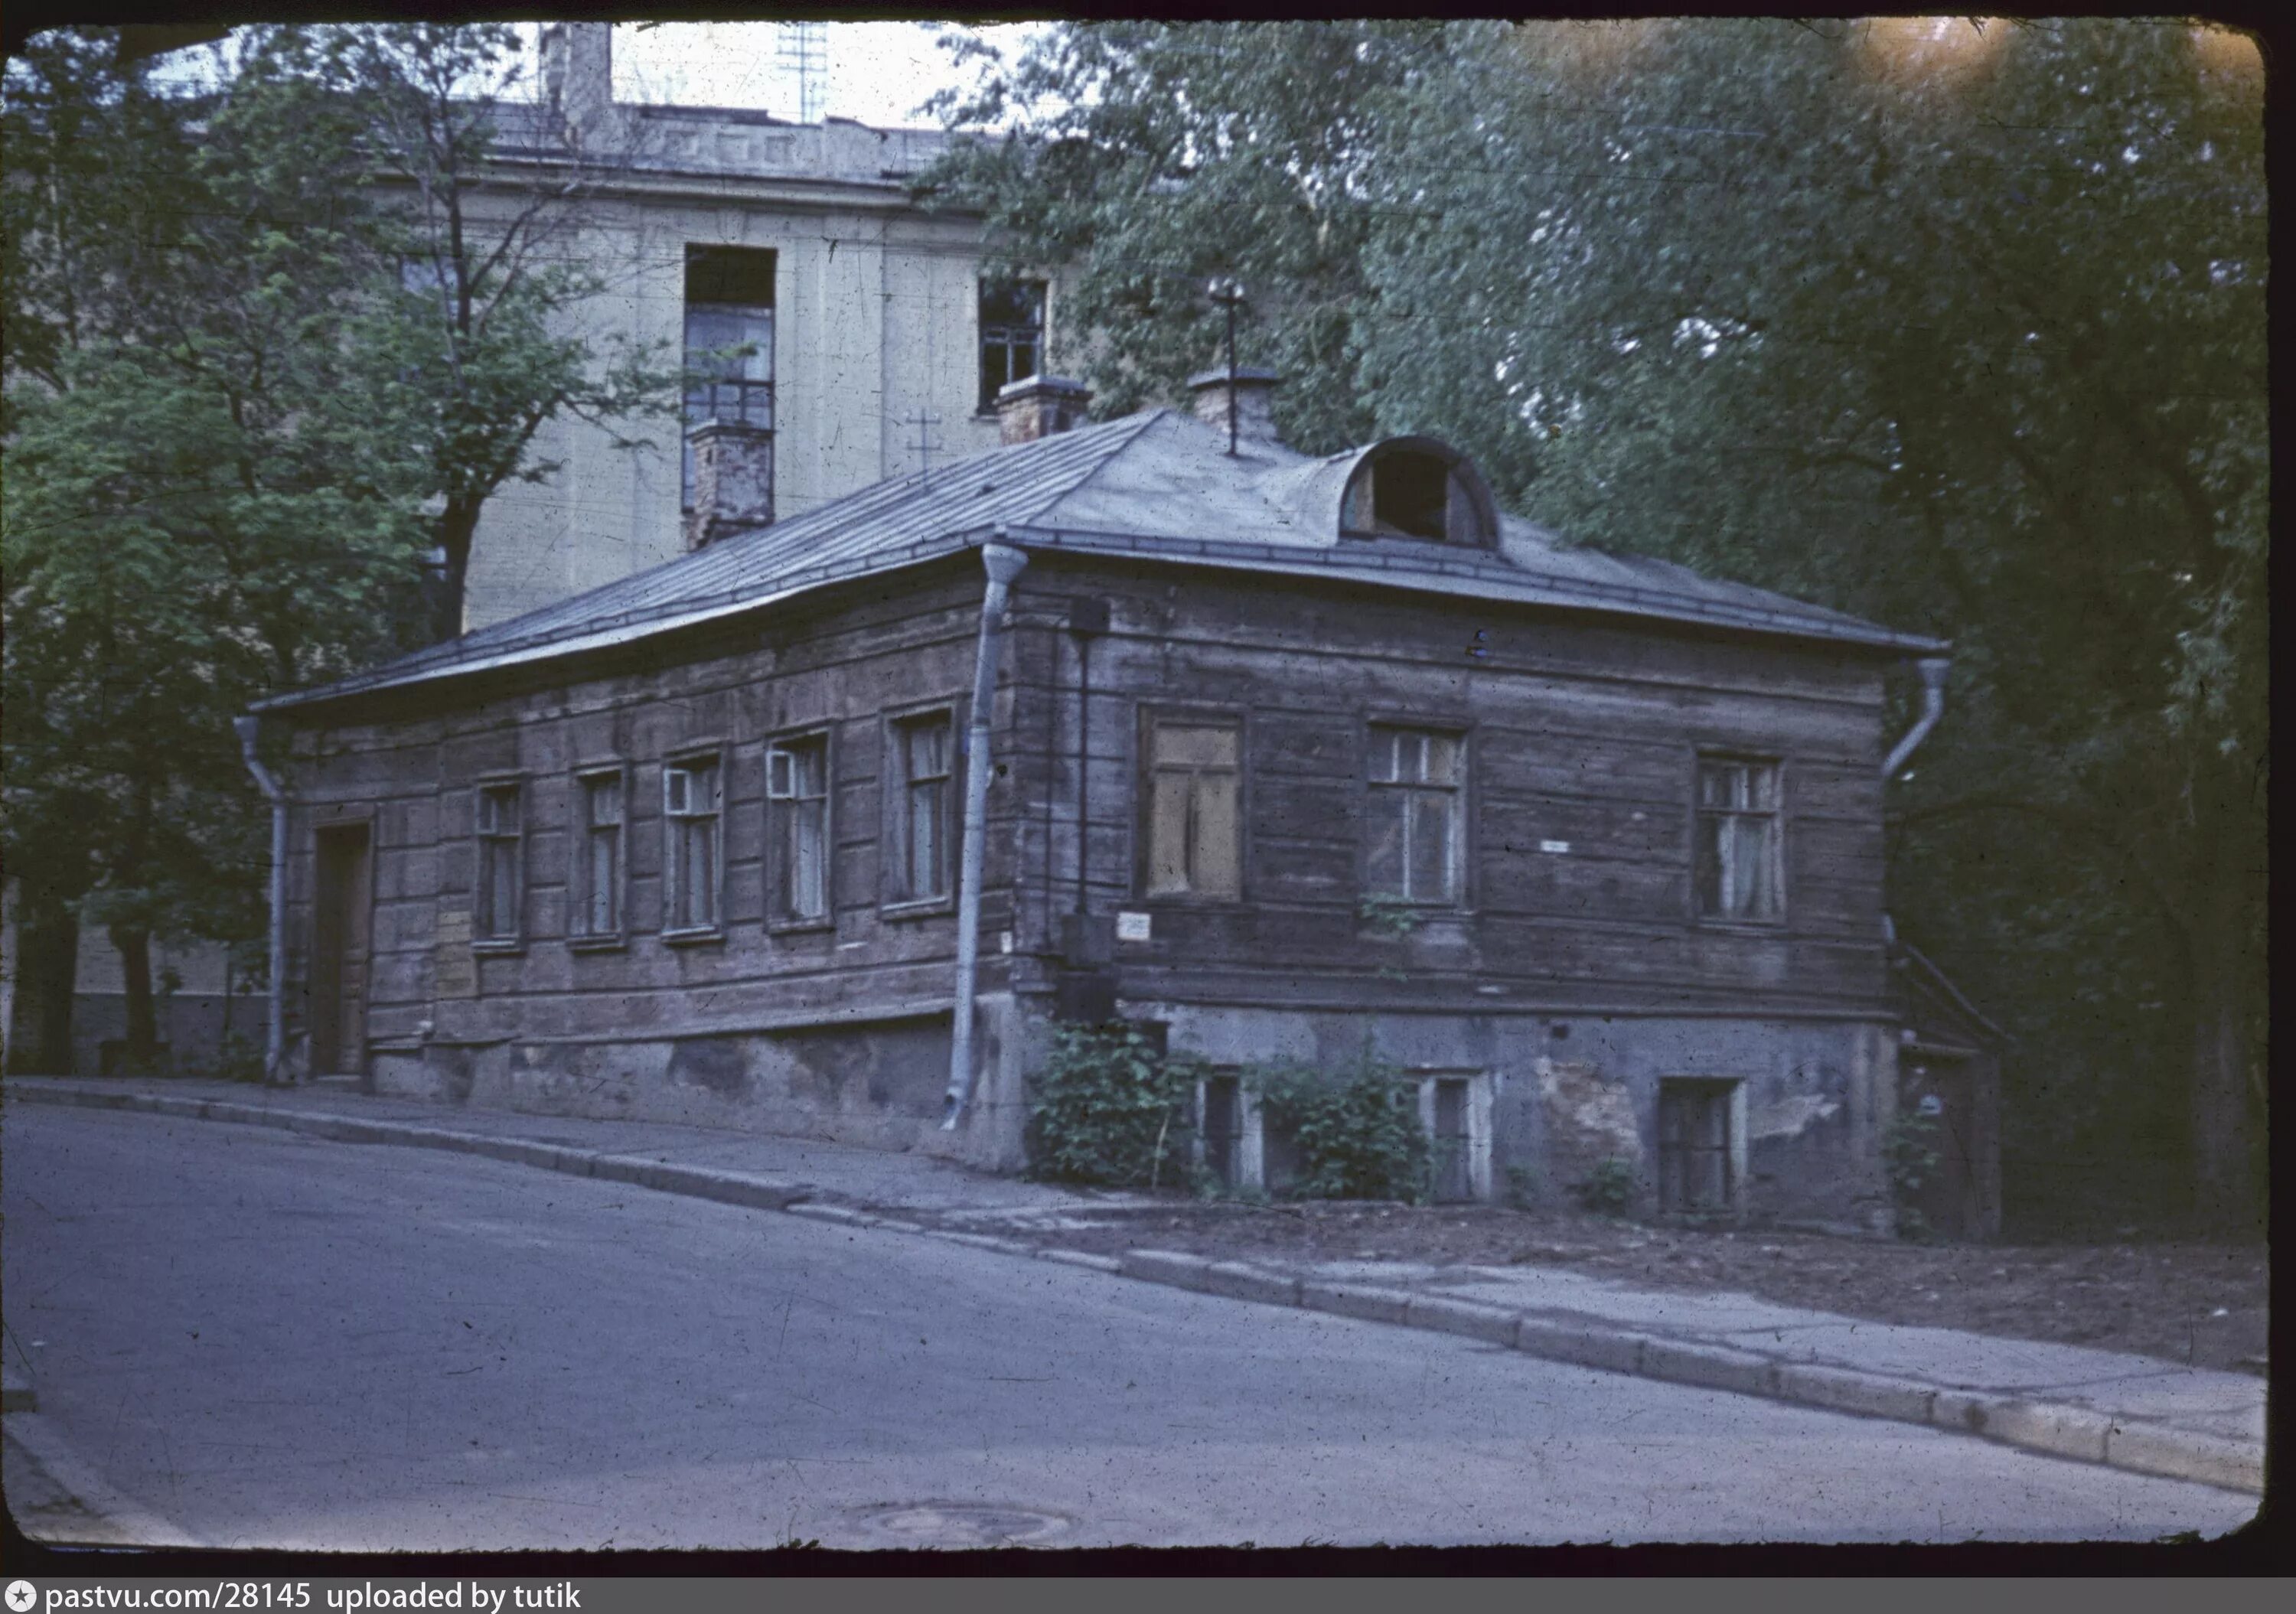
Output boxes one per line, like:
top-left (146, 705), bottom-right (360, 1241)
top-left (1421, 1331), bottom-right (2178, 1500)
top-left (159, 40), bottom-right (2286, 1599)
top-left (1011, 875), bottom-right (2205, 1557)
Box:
top-left (1339, 440), bottom-right (1495, 547)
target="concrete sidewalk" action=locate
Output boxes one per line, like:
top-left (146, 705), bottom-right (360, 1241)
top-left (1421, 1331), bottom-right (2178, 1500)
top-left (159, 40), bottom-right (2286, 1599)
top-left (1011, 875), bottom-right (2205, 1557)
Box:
top-left (5, 1074), bottom-right (2265, 1497)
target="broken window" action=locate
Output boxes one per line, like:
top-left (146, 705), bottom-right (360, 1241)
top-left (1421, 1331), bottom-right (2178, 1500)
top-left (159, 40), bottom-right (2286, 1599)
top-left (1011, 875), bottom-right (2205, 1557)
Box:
top-left (1694, 758), bottom-right (1782, 922)
top-left (683, 246), bottom-right (776, 513)
top-left (889, 712), bottom-right (954, 905)
top-left (662, 755), bottom-right (723, 934)
top-left (1657, 1078), bottom-right (1739, 1215)
top-left (767, 732), bottom-right (833, 924)
top-left (979, 278), bottom-right (1046, 413)
top-left (573, 768), bottom-right (625, 941)
top-left (475, 782), bottom-right (522, 944)
top-left (1366, 726), bottom-right (1463, 905)
top-left (1143, 715), bottom-right (1242, 901)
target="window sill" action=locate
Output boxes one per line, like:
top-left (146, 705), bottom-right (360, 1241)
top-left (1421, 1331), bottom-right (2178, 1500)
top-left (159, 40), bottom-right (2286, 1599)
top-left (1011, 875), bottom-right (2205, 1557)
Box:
top-left (768, 916), bottom-right (837, 937)
top-left (1694, 918), bottom-right (1788, 934)
top-left (471, 940), bottom-right (525, 957)
top-left (662, 928), bottom-right (726, 947)
top-left (568, 934), bottom-right (628, 954)
top-left (880, 896), bottom-right (956, 922)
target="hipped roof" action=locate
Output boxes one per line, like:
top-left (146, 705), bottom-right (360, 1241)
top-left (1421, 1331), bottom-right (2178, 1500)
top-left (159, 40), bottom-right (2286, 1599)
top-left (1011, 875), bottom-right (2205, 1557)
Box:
top-left (256, 407), bottom-right (1945, 714)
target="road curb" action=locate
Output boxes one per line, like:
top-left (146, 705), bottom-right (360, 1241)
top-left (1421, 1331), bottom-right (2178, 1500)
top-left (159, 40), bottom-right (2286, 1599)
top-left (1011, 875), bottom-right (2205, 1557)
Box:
top-left (10, 1079), bottom-right (2262, 1496)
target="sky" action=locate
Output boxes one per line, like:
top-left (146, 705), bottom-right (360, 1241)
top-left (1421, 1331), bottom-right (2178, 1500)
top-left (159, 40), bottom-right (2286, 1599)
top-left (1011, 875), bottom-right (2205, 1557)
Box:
top-left (612, 21), bottom-right (1045, 127)
top-left (141, 21), bottom-right (1050, 129)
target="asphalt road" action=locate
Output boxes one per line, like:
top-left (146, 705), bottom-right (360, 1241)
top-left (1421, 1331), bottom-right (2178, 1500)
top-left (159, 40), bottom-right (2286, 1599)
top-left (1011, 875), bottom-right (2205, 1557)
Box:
top-left (1, 1105), bottom-right (2256, 1550)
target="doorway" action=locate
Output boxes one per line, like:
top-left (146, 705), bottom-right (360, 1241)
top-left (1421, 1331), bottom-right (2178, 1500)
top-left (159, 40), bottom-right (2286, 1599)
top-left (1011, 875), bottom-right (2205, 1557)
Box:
top-left (309, 823), bottom-right (372, 1080)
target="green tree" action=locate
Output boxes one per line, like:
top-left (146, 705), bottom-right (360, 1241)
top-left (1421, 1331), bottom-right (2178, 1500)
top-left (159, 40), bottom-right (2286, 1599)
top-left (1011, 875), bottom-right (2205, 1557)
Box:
top-left (5, 26), bottom-right (432, 1070)
top-left (925, 18), bottom-right (2265, 1230)
top-left (317, 23), bottom-right (680, 642)
top-left (4, 24), bottom-right (681, 1070)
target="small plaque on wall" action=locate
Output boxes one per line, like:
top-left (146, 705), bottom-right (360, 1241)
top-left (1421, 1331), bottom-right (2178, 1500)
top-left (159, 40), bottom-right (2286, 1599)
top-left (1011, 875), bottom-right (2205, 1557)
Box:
top-left (1116, 911), bottom-right (1153, 943)
top-left (1539, 840), bottom-right (1572, 855)
top-left (435, 908), bottom-right (477, 997)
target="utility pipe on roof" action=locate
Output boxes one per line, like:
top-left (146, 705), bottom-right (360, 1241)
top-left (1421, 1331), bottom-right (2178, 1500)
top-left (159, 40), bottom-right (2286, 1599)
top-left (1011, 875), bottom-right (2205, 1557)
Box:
top-left (1883, 657), bottom-right (1952, 781)
top-left (233, 715), bottom-right (289, 1084)
top-left (943, 539), bottom-right (1032, 1130)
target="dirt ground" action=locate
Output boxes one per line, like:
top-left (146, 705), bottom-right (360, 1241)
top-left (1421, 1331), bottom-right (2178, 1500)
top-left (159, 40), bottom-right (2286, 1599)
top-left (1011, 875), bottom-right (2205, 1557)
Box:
top-left (1003, 1200), bottom-right (2269, 1376)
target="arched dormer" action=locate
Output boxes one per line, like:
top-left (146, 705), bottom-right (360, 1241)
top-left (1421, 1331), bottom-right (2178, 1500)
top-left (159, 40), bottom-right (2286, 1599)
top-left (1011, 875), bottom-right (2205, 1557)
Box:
top-left (1334, 437), bottom-right (1499, 549)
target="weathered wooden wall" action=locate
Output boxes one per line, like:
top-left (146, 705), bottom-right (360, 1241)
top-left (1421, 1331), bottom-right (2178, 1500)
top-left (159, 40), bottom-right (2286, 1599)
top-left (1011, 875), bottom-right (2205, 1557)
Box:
top-left (999, 553), bottom-right (1894, 1020)
top-left (281, 546), bottom-right (1900, 1104)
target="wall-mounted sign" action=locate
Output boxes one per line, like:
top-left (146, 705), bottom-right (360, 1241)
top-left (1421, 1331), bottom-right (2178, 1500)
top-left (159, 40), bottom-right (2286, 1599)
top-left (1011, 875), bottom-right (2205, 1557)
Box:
top-left (1116, 911), bottom-right (1153, 943)
top-left (1539, 840), bottom-right (1571, 855)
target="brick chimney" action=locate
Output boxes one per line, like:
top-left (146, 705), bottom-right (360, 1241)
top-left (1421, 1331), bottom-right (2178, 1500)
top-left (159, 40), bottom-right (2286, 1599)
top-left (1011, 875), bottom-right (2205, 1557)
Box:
top-left (996, 375), bottom-right (1091, 445)
top-left (685, 422), bottom-right (774, 549)
top-left (539, 22), bottom-right (616, 142)
top-left (1187, 366), bottom-right (1283, 451)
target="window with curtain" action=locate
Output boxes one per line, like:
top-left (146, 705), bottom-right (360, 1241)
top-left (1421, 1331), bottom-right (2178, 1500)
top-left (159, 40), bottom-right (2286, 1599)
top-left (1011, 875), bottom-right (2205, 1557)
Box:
top-left (1694, 758), bottom-right (1782, 922)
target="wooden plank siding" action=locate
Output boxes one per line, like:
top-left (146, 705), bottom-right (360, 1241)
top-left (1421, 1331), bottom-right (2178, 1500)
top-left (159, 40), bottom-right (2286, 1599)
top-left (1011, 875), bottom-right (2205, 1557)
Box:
top-left (1000, 556), bottom-right (1895, 1014)
top-left (277, 546), bottom-right (1903, 1065)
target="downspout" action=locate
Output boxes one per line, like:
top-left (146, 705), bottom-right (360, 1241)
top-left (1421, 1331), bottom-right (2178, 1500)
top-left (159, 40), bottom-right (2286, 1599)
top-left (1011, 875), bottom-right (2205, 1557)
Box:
top-left (1883, 657), bottom-right (1951, 781)
top-left (943, 538), bottom-right (1032, 1129)
top-left (232, 714), bottom-right (289, 1085)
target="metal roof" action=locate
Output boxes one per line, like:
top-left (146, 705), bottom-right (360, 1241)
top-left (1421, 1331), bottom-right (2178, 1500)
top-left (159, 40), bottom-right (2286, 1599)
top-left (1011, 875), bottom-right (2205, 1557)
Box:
top-left (257, 408), bottom-right (1946, 713)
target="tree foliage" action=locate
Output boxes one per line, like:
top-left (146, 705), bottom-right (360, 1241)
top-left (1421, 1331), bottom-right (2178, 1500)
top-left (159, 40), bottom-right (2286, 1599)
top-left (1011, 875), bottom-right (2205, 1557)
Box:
top-left (925, 19), bottom-right (2265, 1229)
top-left (2, 24), bottom-right (677, 1070)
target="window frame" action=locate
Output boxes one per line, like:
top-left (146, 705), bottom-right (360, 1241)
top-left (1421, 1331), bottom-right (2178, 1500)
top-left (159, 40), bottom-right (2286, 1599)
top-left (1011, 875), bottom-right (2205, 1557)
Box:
top-left (880, 701), bottom-right (963, 918)
top-left (569, 761), bottom-right (630, 951)
top-left (471, 775), bottom-right (526, 954)
top-left (660, 743), bottom-right (729, 944)
top-left (1358, 716), bottom-right (1473, 911)
top-left (765, 725), bottom-right (837, 933)
top-left (681, 245), bottom-right (778, 514)
top-left (1655, 1075), bottom-right (1748, 1218)
top-left (1690, 751), bottom-right (1787, 928)
top-left (977, 276), bottom-right (1049, 416)
top-left (1134, 704), bottom-right (1250, 907)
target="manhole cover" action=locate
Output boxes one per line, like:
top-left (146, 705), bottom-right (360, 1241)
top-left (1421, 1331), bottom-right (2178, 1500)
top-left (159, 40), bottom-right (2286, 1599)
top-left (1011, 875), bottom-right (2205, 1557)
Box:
top-left (846, 1502), bottom-right (1074, 1547)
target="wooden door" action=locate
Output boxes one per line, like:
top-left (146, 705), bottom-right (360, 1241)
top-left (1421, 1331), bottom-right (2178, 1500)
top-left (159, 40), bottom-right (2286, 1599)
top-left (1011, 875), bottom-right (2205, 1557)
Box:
top-left (310, 823), bottom-right (372, 1078)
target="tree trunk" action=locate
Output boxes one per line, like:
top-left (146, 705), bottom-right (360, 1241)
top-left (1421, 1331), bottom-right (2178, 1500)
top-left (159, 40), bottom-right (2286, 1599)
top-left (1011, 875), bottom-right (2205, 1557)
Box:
top-left (426, 500), bottom-right (484, 644)
top-left (110, 923), bottom-right (161, 1074)
top-left (5, 889), bottom-right (81, 1074)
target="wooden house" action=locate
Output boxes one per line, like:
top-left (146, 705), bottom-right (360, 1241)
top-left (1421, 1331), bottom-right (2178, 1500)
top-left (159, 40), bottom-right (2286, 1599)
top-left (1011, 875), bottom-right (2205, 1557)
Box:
top-left (249, 368), bottom-right (1990, 1230)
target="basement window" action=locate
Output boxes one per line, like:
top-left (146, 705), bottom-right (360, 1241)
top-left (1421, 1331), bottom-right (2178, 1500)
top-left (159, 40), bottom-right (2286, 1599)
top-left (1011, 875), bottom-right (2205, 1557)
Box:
top-left (1656, 1078), bottom-right (1742, 1215)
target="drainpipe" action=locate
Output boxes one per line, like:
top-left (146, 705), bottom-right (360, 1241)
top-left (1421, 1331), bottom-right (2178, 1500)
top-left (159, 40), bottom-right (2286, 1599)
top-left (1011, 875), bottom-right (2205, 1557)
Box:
top-left (943, 538), bottom-right (1032, 1129)
top-left (1883, 657), bottom-right (1951, 781)
top-left (233, 714), bottom-right (288, 1084)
